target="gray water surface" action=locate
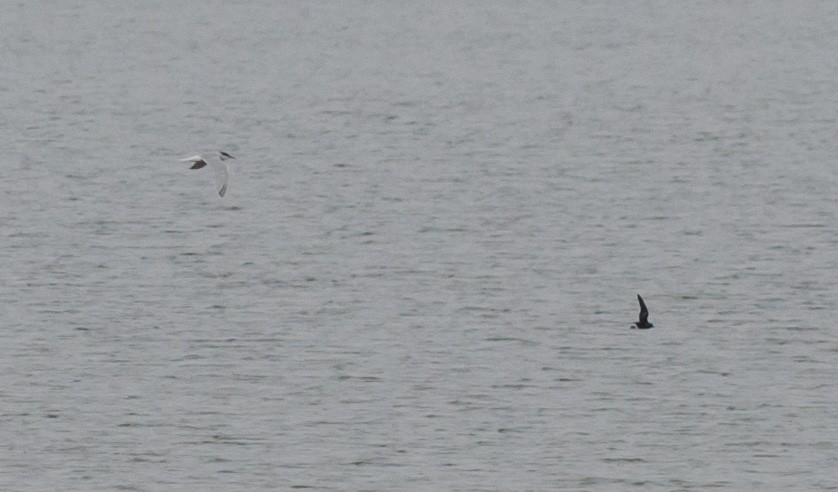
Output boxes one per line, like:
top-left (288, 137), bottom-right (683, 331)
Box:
top-left (2, 2), bottom-right (837, 490)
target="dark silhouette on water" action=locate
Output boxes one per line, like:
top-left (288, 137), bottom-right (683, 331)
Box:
top-left (632, 294), bottom-right (653, 329)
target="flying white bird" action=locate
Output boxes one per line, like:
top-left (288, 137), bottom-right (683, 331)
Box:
top-left (180, 151), bottom-right (236, 197)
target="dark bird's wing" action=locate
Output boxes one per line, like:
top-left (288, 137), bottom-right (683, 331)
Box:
top-left (637, 294), bottom-right (649, 324)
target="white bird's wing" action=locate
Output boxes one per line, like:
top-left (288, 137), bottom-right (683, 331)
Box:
top-left (211, 161), bottom-right (229, 197)
top-left (180, 155), bottom-right (208, 169)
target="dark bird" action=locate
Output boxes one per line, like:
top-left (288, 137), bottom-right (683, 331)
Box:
top-left (631, 294), bottom-right (654, 329)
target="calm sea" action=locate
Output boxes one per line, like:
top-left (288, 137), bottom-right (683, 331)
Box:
top-left (1, 2), bottom-right (836, 490)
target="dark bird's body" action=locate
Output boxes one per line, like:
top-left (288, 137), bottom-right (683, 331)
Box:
top-left (632, 294), bottom-right (653, 329)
